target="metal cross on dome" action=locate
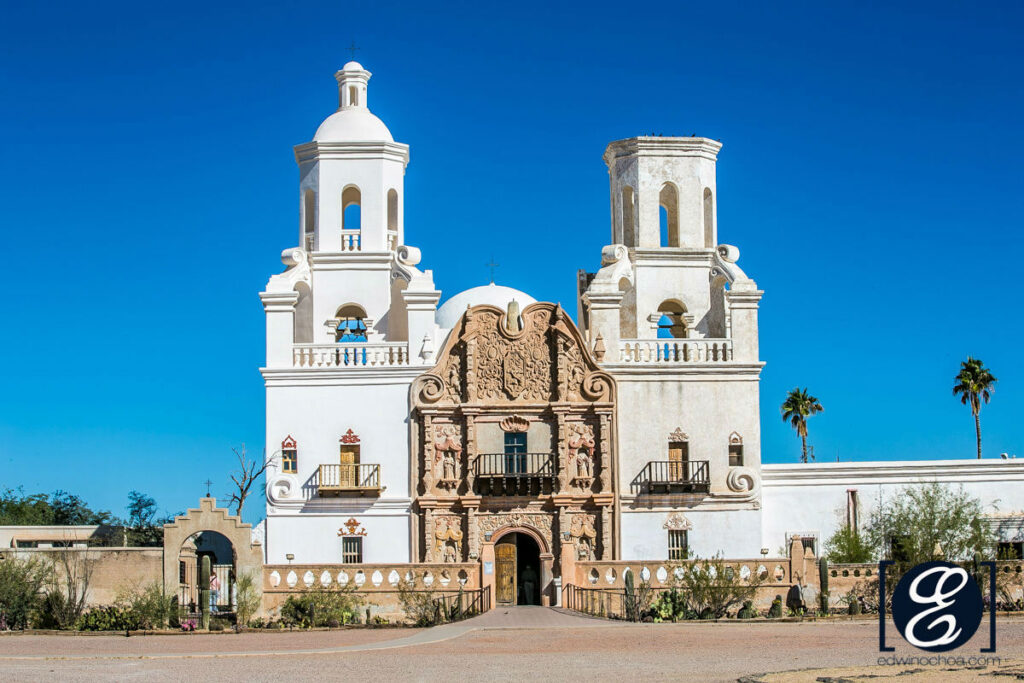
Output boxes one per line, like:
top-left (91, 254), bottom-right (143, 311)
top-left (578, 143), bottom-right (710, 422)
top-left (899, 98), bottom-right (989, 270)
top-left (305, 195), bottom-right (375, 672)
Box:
top-left (347, 41), bottom-right (360, 59)
top-left (486, 256), bottom-right (499, 284)
top-left (203, 479), bottom-right (213, 497)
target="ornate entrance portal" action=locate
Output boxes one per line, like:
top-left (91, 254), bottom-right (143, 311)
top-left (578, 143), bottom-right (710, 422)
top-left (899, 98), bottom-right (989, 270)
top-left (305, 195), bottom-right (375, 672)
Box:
top-left (411, 301), bottom-right (619, 606)
top-left (494, 532), bottom-right (542, 606)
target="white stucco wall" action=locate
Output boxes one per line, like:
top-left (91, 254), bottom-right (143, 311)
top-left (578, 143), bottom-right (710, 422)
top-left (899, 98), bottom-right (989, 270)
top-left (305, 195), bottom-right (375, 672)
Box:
top-left (264, 511), bottom-right (410, 564)
top-left (620, 508), bottom-right (762, 560)
top-left (761, 459), bottom-right (1024, 554)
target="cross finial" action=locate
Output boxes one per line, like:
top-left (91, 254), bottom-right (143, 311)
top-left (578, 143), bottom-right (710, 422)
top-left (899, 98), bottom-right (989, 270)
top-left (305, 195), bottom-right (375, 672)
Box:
top-left (203, 479), bottom-right (213, 497)
top-left (347, 41), bottom-right (360, 60)
top-left (486, 256), bottom-right (499, 284)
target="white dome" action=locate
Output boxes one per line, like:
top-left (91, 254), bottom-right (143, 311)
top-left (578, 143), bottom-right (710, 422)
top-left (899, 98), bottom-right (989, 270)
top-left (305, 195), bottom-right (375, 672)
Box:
top-left (342, 60), bottom-right (365, 71)
top-left (436, 283), bottom-right (537, 330)
top-left (314, 107), bottom-right (393, 142)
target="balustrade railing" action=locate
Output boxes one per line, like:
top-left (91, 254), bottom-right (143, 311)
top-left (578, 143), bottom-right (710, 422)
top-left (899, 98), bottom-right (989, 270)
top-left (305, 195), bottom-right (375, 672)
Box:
top-left (633, 460), bottom-right (710, 494)
top-left (473, 453), bottom-right (557, 496)
top-left (617, 339), bottom-right (733, 363)
top-left (318, 463), bottom-right (381, 495)
top-left (340, 230), bottom-right (361, 252)
top-left (293, 342), bottom-right (410, 368)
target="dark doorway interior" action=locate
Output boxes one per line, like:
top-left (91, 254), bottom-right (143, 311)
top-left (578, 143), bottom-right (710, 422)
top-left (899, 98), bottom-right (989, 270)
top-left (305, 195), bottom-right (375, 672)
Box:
top-left (513, 533), bottom-right (541, 605)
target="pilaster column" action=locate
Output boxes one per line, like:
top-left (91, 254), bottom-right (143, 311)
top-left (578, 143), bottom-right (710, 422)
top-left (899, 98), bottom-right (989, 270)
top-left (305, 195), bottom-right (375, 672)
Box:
top-left (598, 412), bottom-right (612, 493)
top-left (260, 291), bottom-right (299, 368)
top-left (600, 506), bottom-right (612, 561)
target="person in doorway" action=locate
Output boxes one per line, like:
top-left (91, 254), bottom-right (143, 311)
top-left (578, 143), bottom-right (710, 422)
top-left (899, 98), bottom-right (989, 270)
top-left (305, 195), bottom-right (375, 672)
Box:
top-left (520, 564), bottom-right (537, 605)
top-left (210, 571), bottom-right (221, 613)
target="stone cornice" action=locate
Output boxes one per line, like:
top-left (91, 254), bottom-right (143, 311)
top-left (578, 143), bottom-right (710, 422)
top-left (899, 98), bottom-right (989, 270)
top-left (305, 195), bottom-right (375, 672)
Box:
top-left (630, 248), bottom-right (716, 266)
top-left (602, 363), bottom-right (764, 379)
top-left (261, 366), bottom-right (428, 386)
top-left (604, 137), bottom-right (722, 166)
top-left (268, 497), bottom-right (413, 513)
top-left (311, 252), bottom-right (394, 270)
top-left (294, 140), bottom-right (410, 166)
top-left (259, 290), bottom-right (299, 312)
top-left (762, 459), bottom-right (1024, 486)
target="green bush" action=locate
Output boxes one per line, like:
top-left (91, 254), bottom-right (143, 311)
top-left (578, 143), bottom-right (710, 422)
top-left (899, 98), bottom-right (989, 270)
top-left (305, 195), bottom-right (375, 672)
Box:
top-left (650, 588), bottom-right (690, 622)
top-left (76, 605), bottom-right (137, 631)
top-left (116, 582), bottom-right (173, 630)
top-left (671, 556), bottom-right (762, 620)
top-left (397, 580), bottom-right (437, 626)
top-left (280, 584), bottom-right (361, 628)
top-left (0, 556), bottom-right (51, 629)
top-left (233, 571), bottom-right (261, 630)
top-left (209, 617), bottom-right (231, 632)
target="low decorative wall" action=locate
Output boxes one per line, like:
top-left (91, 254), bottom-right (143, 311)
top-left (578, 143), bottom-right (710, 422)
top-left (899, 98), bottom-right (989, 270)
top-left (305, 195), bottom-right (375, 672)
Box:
top-left (262, 563), bottom-right (481, 619)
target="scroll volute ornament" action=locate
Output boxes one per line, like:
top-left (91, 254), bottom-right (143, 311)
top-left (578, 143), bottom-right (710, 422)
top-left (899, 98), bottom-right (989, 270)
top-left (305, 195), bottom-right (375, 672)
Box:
top-left (499, 415), bottom-right (530, 432)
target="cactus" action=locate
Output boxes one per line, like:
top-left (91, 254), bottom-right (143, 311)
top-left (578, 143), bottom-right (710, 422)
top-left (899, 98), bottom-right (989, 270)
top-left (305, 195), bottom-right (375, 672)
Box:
top-left (768, 595), bottom-right (783, 618)
top-left (200, 555), bottom-right (211, 630)
top-left (738, 600), bottom-right (755, 619)
top-left (818, 557), bottom-right (830, 614)
top-left (623, 571), bottom-right (637, 622)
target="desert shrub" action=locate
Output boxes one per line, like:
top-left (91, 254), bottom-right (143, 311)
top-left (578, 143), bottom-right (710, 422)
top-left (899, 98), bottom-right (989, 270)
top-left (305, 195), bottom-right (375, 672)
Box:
top-left (116, 581), bottom-right (173, 629)
top-left (233, 571), bottom-right (261, 630)
top-left (824, 524), bottom-right (874, 564)
top-left (622, 571), bottom-right (654, 622)
top-left (280, 584), bottom-right (361, 628)
top-left (672, 556), bottom-right (762, 619)
top-left (209, 617), bottom-right (231, 632)
top-left (0, 556), bottom-right (51, 629)
top-left (76, 605), bottom-right (137, 631)
top-left (397, 579), bottom-right (437, 626)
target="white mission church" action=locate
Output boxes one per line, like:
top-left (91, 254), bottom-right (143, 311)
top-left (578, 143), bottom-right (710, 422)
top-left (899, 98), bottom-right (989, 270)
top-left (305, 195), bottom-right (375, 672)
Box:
top-left (256, 62), bottom-right (1024, 603)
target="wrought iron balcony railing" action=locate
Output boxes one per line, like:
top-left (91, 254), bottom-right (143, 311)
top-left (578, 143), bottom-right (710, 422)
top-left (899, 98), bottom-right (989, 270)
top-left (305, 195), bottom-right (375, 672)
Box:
top-left (473, 453), bottom-right (556, 496)
top-left (318, 463), bottom-right (381, 496)
top-left (633, 460), bottom-right (710, 494)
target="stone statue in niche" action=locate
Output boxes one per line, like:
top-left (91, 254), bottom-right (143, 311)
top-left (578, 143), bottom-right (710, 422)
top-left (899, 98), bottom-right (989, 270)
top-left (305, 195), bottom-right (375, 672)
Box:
top-left (575, 449), bottom-right (593, 479)
top-left (442, 451), bottom-right (457, 481)
top-left (434, 516), bottom-right (463, 563)
top-left (566, 422), bottom-right (596, 486)
top-left (569, 513), bottom-right (597, 560)
top-left (433, 424), bottom-right (462, 489)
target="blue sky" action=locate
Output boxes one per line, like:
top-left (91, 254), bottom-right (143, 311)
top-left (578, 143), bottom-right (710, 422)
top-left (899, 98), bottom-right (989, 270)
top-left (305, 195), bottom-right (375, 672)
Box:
top-left (1, 1), bottom-right (1021, 524)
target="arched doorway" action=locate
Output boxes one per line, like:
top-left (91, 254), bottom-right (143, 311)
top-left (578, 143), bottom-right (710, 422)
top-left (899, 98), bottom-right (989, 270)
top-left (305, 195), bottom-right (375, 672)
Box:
top-left (494, 532), bottom-right (542, 606)
top-left (177, 530), bottom-right (236, 618)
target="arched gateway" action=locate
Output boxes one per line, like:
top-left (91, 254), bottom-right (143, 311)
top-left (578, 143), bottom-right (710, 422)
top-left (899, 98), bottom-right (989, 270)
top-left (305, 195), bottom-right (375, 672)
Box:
top-left (162, 497), bottom-right (263, 611)
top-left (411, 302), bottom-right (618, 606)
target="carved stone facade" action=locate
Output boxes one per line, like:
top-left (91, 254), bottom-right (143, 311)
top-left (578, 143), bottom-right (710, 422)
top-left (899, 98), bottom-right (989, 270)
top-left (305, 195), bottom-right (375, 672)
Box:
top-left (411, 302), bottom-right (617, 568)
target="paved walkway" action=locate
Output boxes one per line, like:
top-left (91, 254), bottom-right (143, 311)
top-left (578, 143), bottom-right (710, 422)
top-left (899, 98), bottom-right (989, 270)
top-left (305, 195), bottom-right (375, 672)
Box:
top-left (0, 607), bottom-right (608, 660)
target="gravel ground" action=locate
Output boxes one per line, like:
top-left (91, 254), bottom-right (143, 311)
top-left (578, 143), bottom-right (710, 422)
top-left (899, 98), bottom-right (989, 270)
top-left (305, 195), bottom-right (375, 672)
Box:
top-left (1, 611), bottom-right (1021, 682)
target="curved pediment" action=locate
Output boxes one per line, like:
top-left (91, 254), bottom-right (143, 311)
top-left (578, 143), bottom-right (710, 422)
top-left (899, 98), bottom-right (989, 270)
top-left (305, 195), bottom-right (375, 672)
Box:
top-left (413, 302), bottom-right (614, 406)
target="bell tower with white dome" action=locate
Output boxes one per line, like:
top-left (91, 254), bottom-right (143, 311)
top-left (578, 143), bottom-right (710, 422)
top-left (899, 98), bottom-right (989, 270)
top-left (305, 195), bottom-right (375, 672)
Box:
top-left (295, 61), bottom-right (408, 254)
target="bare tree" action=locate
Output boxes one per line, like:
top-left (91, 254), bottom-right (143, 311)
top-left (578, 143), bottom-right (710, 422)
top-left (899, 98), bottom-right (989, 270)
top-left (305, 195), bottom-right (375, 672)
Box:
top-left (228, 444), bottom-right (276, 518)
top-left (47, 545), bottom-right (94, 629)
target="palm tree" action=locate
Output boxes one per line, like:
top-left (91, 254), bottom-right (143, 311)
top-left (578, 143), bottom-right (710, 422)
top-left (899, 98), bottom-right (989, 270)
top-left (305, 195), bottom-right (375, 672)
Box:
top-left (952, 357), bottom-right (997, 459)
top-left (781, 388), bottom-right (824, 463)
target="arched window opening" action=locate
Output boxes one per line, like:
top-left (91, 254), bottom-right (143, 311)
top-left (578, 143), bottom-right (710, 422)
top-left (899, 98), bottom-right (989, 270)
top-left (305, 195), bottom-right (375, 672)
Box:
top-left (656, 300), bottom-right (687, 339)
top-left (294, 282), bottom-right (313, 344)
top-left (387, 188), bottom-right (399, 250)
top-left (703, 187), bottom-right (714, 248)
top-left (303, 189), bottom-right (316, 251)
top-left (621, 186), bottom-right (636, 246)
top-left (335, 304), bottom-right (368, 343)
top-left (659, 183), bottom-right (679, 247)
top-left (728, 432), bottom-right (743, 467)
top-left (342, 186), bottom-right (361, 230)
